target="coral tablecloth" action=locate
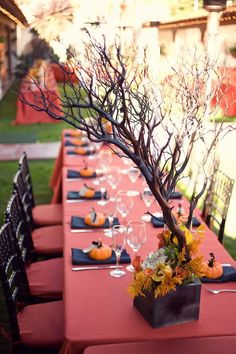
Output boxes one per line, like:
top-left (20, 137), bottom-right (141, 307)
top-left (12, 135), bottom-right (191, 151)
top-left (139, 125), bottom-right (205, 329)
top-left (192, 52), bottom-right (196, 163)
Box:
top-left (59, 151), bottom-right (236, 354)
top-left (13, 67), bottom-right (61, 125)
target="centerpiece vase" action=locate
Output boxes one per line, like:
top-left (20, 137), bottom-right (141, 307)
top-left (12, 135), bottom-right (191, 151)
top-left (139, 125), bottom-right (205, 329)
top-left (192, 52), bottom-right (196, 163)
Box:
top-left (133, 279), bottom-right (201, 328)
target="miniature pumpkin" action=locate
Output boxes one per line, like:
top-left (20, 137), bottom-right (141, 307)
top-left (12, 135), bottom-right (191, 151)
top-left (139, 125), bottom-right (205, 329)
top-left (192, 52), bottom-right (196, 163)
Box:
top-left (70, 130), bottom-right (82, 137)
top-left (79, 168), bottom-right (94, 177)
top-left (79, 161), bottom-right (94, 177)
top-left (73, 139), bottom-right (86, 146)
top-left (88, 240), bottom-right (112, 260)
top-left (75, 147), bottom-right (87, 155)
top-left (79, 184), bottom-right (95, 198)
top-left (202, 253), bottom-right (223, 279)
top-left (85, 208), bottom-right (106, 227)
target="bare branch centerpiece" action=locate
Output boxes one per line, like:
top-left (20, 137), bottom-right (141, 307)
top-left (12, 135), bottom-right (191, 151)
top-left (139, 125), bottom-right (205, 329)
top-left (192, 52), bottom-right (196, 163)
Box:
top-left (20, 31), bottom-right (233, 327)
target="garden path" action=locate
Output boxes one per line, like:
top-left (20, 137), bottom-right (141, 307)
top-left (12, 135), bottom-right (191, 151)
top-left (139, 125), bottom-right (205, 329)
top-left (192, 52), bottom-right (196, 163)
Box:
top-left (0, 142), bottom-right (60, 160)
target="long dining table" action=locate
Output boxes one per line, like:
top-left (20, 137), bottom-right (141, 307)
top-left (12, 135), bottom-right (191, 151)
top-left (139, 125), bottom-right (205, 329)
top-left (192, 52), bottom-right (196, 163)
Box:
top-left (57, 130), bottom-right (236, 354)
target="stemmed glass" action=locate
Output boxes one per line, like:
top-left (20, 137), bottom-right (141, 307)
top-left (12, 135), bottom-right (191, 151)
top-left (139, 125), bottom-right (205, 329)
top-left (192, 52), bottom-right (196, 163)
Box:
top-left (107, 167), bottom-right (122, 201)
top-left (142, 188), bottom-right (155, 208)
top-left (110, 225), bottom-right (127, 278)
top-left (126, 220), bottom-right (146, 272)
top-left (97, 150), bottom-right (112, 174)
top-left (116, 190), bottom-right (133, 225)
top-left (127, 166), bottom-right (140, 184)
top-left (105, 199), bottom-right (117, 237)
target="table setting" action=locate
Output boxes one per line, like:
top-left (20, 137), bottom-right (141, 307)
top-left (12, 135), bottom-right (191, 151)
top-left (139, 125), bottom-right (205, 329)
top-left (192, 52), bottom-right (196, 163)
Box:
top-left (53, 130), bottom-right (236, 354)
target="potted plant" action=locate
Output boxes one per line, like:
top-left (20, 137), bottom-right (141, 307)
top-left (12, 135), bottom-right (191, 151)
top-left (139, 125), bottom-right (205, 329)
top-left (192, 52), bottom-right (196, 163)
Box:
top-left (20, 33), bottom-right (233, 326)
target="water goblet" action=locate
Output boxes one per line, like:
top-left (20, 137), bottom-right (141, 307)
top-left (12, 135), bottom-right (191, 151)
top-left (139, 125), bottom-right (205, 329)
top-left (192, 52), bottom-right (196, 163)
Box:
top-left (110, 225), bottom-right (127, 278)
top-left (104, 200), bottom-right (117, 237)
top-left (116, 190), bottom-right (133, 225)
top-left (127, 166), bottom-right (140, 184)
top-left (107, 167), bottom-right (122, 200)
top-left (126, 220), bottom-right (146, 272)
top-left (97, 150), bottom-right (112, 174)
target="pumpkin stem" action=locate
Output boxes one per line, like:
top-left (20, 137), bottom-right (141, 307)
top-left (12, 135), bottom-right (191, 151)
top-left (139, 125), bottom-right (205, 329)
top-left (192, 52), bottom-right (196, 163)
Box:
top-left (208, 252), bottom-right (215, 267)
top-left (83, 160), bottom-right (88, 169)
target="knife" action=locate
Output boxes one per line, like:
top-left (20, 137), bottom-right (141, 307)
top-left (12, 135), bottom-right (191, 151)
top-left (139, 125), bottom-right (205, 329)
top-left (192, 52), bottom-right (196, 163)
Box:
top-left (70, 229), bottom-right (108, 233)
top-left (72, 265), bottom-right (120, 271)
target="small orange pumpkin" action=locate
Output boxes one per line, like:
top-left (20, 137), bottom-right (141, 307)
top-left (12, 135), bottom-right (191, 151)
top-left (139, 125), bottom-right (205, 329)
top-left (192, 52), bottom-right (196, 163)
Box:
top-left (70, 130), bottom-right (82, 137)
top-left (79, 161), bottom-right (94, 177)
top-left (75, 147), bottom-right (87, 155)
top-left (85, 208), bottom-right (105, 227)
top-left (202, 253), bottom-right (223, 279)
top-left (88, 241), bottom-right (112, 260)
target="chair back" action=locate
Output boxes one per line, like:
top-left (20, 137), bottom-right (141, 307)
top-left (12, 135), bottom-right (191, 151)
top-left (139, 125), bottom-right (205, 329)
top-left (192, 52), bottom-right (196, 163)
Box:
top-left (202, 169), bottom-right (234, 243)
top-left (0, 223), bottom-right (25, 341)
top-left (5, 192), bottom-right (34, 262)
top-left (18, 152), bottom-right (35, 208)
top-left (13, 169), bottom-right (34, 229)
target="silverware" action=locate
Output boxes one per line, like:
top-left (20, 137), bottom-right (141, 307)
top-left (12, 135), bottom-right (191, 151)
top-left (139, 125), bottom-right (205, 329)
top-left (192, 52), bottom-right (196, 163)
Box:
top-left (72, 265), bottom-right (120, 271)
top-left (206, 288), bottom-right (236, 295)
top-left (70, 229), bottom-right (109, 233)
top-left (66, 200), bottom-right (84, 203)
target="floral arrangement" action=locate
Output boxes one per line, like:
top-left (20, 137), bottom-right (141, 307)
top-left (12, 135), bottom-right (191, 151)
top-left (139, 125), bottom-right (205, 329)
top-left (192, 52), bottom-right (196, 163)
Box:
top-left (128, 224), bottom-right (206, 298)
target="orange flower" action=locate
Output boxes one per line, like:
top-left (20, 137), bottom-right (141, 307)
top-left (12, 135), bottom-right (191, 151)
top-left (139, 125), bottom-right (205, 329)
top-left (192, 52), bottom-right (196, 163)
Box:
top-left (132, 255), bottom-right (142, 272)
top-left (144, 268), bottom-right (154, 276)
top-left (175, 266), bottom-right (189, 280)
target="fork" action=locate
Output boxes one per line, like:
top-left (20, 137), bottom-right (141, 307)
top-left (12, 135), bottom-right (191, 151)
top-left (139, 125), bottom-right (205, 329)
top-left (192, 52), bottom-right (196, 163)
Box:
top-left (206, 288), bottom-right (236, 295)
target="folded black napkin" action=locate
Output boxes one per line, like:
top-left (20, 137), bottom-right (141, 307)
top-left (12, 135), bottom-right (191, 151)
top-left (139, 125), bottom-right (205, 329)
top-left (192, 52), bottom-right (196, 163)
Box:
top-left (71, 216), bottom-right (119, 229)
top-left (201, 266), bottom-right (236, 283)
top-left (71, 248), bottom-right (131, 265)
top-left (64, 140), bottom-right (89, 147)
top-left (67, 191), bottom-right (102, 200)
top-left (170, 191), bottom-right (182, 199)
top-left (151, 216), bottom-right (201, 228)
top-left (67, 149), bottom-right (95, 156)
top-left (67, 169), bottom-right (97, 179)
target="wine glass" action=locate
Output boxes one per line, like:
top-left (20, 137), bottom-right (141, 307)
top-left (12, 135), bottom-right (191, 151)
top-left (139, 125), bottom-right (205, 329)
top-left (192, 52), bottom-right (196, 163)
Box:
top-left (142, 188), bottom-right (155, 208)
top-left (104, 200), bottom-right (117, 237)
top-left (141, 188), bottom-right (155, 222)
top-left (127, 166), bottom-right (140, 184)
top-left (126, 220), bottom-right (146, 272)
top-left (107, 167), bottom-right (122, 200)
top-left (97, 150), bottom-right (112, 174)
top-left (116, 190), bottom-right (133, 225)
top-left (110, 225), bottom-right (127, 278)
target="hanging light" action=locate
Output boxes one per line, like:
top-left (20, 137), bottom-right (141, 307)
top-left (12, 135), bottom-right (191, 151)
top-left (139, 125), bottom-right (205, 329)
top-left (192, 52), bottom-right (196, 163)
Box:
top-left (203, 0), bottom-right (227, 12)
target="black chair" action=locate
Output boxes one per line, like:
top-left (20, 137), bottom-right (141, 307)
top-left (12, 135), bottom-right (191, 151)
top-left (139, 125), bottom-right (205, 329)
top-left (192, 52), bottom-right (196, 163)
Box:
top-left (201, 169), bottom-right (234, 243)
top-left (16, 152), bottom-right (62, 227)
top-left (6, 194), bottom-right (63, 299)
top-left (6, 192), bottom-right (63, 258)
top-left (0, 222), bottom-right (63, 353)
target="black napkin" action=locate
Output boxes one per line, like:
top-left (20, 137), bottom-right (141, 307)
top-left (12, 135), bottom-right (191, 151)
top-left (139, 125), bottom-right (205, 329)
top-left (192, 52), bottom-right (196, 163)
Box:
top-left (67, 170), bottom-right (97, 179)
top-left (170, 191), bottom-right (182, 199)
top-left (151, 216), bottom-right (201, 228)
top-left (71, 248), bottom-right (131, 265)
top-left (67, 149), bottom-right (95, 156)
top-left (67, 191), bottom-right (102, 200)
top-left (64, 140), bottom-right (89, 147)
top-left (201, 266), bottom-right (236, 283)
top-left (71, 216), bottom-right (119, 229)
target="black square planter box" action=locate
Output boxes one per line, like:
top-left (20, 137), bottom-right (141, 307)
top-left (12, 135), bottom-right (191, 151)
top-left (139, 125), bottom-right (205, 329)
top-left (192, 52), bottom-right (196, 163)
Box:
top-left (133, 280), bottom-right (201, 328)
